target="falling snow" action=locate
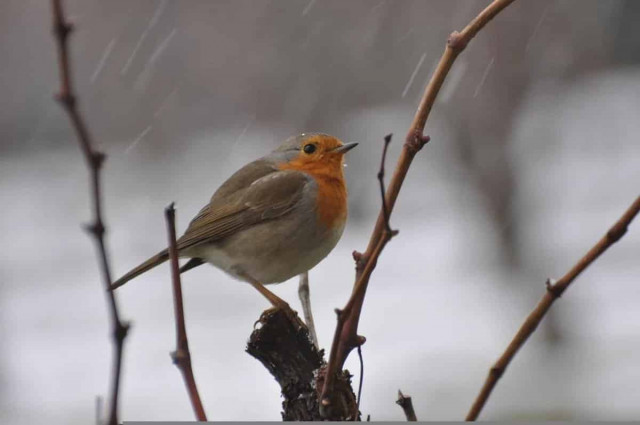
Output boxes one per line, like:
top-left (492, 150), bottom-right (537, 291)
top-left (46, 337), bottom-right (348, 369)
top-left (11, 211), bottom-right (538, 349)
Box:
top-left (525, 5), bottom-right (551, 52)
top-left (402, 53), bottom-right (427, 99)
top-left (90, 38), bottom-right (116, 84)
top-left (125, 125), bottom-right (152, 153)
top-left (302, 0), bottom-right (316, 16)
top-left (473, 57), bottom-right (495, 98)
top-left (121, 0), bottom-right (168, 75)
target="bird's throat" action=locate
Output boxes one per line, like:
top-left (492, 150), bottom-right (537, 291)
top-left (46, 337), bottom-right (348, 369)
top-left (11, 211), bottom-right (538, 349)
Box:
top-left (312, 172), bottom-right (347, 229)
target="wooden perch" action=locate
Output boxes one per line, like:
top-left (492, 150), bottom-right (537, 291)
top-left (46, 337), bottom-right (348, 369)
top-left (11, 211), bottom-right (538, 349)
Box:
top-left (396, 390), bottom-right (417, 422)
top-left (247, 309), bottom-right (359, 421)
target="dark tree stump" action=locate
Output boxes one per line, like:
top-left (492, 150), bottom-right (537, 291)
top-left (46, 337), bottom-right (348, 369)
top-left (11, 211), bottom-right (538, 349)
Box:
top-left (246, 309), bottom-right (359, 421)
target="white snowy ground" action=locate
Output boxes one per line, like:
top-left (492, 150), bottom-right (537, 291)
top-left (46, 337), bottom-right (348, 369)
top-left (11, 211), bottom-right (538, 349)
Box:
top-left (1, 68), bottom-right (639, 423)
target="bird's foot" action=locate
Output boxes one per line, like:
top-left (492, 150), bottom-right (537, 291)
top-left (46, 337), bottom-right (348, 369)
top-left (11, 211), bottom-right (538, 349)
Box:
top-left (257, 302), bottom-right (306, 331)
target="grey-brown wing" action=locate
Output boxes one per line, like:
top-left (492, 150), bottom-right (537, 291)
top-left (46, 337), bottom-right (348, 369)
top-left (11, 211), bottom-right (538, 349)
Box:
top-left (186, 159), bottom-right (277, 228)
top-left (177, 170), bottom-right (310, 251)
top-left (210, 159), bottom-right (278, 207)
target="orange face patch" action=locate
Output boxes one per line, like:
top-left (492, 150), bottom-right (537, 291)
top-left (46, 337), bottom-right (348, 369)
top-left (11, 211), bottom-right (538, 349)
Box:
top-left (285, 135), bottom-right (344, 171)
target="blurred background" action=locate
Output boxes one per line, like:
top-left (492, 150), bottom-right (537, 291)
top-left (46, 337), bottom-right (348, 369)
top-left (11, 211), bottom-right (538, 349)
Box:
top-left (1, 0), bottom-right (639, 422)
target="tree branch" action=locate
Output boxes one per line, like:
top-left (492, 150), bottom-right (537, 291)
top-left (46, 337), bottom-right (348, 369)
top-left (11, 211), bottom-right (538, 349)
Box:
top-left (396, 390), bottom-right (417, 422)
top-left (165, 204), bottom-right (207, 421)
top-left (51, 2), bottom-right (129, 425)
top-left (320, 0), bottom-right (518, 412)
top-left (466, 195), bottom-right (640, 421)
top-left (246, 309), bottom-right (358, 421)
top-left (377, 134), bottom-right (398, 236)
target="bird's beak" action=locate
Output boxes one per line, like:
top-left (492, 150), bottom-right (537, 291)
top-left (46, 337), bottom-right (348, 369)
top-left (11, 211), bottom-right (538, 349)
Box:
top-left (331, 142), bottom-right (358, 154)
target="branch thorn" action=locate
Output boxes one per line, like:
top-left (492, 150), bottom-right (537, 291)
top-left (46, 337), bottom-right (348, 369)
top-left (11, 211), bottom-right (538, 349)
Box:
top-left (352, 250), bottom-right (363, 262)
top-left (55, 92), bottom-right (76, 107)
top-left (92, 151), bottom-right (106, 168)
top-left (84, 222), bottom-right (105, 237)
top-left (447, 30), bottom-right (468, 51)
top-left (607, 224), bottom-right (627, 242)
top-left (545, 278), bottom-right (562, 298)
top-left (113, 321), bottom-right (130, 342)
top-left (54, 20), bottom-right (73, 39)
top-left (405, 130), bottom-right (430, 154)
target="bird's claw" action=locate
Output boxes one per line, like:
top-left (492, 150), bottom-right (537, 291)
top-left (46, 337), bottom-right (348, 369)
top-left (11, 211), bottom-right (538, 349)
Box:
top-left (256, 303), bottom-right (306, 331)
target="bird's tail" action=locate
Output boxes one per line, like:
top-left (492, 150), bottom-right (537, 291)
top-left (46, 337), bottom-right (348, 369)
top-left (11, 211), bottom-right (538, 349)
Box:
top-left (110, 249), bottom-right (169, 290)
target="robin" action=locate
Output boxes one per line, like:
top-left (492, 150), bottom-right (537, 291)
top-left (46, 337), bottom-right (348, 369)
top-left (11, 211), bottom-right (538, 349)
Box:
top-left (111, 133), bottom-right (357, 316)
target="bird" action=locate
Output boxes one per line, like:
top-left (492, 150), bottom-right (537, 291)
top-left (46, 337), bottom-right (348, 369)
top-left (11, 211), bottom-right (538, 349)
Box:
top-left (111, 133), bottom-right (357, 317)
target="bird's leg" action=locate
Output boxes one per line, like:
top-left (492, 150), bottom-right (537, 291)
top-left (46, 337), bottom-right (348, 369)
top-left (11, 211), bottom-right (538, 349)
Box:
top-left (247, 278), bottom-right (289, 309)
top-left (298, 272), bottom-right (319, 349)
top-left (240, 272), bottom-right (305, 328)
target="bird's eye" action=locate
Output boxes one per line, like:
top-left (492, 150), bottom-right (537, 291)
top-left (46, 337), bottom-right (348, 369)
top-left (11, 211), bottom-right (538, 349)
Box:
top-left (303, 143), bottom-right (316, 154)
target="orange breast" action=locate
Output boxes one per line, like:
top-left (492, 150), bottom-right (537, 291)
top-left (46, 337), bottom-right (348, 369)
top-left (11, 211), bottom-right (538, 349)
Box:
top-left (279, 160), bottom-right (347, 229)
top-left (313, 174), bottom-right (347, 229)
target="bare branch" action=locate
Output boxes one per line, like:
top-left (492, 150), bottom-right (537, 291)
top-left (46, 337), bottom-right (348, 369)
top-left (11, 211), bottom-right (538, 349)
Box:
top-left (396, 390), bottom-right (417, 422)
top-left (165, 204), bottom-right (207, 421)
top-left (378, 134), bottom-right (398, 237)
top-left (51, 2), bottom-right (129, 425)
top-left (320, 0), bottom-right (517, 411)
top-left (466, 196), bottom-right (640, 421)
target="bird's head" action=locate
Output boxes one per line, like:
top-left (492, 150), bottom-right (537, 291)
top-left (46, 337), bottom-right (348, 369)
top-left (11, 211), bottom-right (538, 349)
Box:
top-left (273, 133), bottom-right (358, 178)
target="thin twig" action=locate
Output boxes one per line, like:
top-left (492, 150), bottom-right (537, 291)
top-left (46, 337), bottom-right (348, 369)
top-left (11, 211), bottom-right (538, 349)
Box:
top-left (51, 2), bottom-right (129, 425)
top-left (466, 196), bottom-right (640, 421)
top-left (298, 272), bottom-right (319, 349)
top-left (356, 345), bottom-right (364, 419)
top-left (320, 0), bottom-right (517, 410)
top-left (378, 134), bottom-right (397, 236)
top-left (396, 390), bottom-right (417, 421)
top-left (165, 204), bottom-right (208, 421)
